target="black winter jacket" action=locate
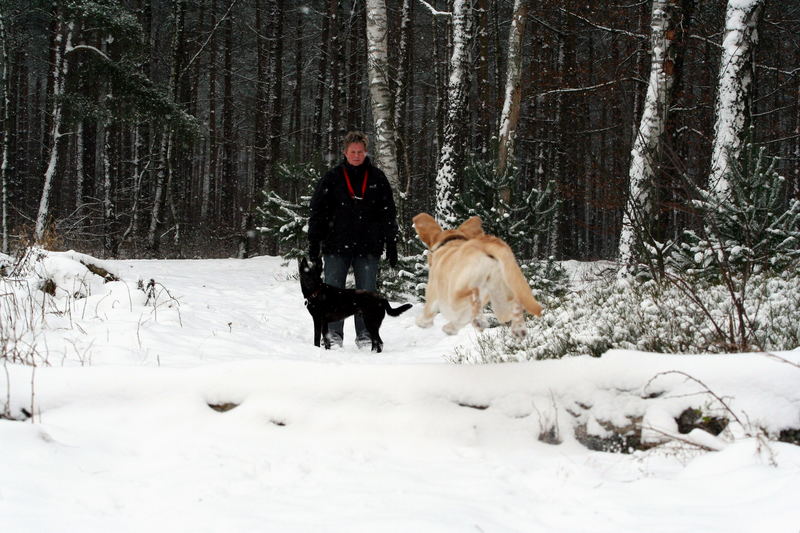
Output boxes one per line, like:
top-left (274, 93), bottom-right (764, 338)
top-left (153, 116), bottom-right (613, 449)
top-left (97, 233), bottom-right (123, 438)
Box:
top-left (308, 157), bottom-right (398, 258)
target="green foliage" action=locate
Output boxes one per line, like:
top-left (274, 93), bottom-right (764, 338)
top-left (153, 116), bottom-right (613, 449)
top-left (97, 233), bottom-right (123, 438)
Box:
top-left (669, 146), bottom-right (800, 279)
top-left (256, 162), bottom-right (320, 259)
top-left (377, 237), bottom-right (427, 301)
top-left (454, 158), bottom-right (555, 256)
top-left (58, 0), bottom-right (198, 135)
top-left (520, 257), bottom-right (570, 298)
top-left (66, 0), bottom-right (141, 44)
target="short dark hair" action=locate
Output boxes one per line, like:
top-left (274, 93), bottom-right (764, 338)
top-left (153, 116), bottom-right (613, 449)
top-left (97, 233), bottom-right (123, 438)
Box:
top-left (342, 131), bottom-right (368, 152)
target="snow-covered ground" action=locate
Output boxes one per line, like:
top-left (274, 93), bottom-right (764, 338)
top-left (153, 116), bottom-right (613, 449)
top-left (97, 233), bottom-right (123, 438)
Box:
top-left (1, 253), bottom-right (799, 532)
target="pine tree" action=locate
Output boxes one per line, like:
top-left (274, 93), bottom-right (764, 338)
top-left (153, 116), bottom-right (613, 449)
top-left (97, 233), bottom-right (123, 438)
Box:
top-left (454, 158), bottom-right (555, 256)
top-left (256, 163), bottom-right (319, 259)
top-left (671, 146), bottom-right (800, 278)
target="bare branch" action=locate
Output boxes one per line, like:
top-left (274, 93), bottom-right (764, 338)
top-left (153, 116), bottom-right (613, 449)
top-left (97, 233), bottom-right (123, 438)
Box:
top-left (562, 9), bottom-right (646, 40)
top-left (533, 78), bottom-right (628, 99)
top-left (180, 0), bottom-right (241, 79)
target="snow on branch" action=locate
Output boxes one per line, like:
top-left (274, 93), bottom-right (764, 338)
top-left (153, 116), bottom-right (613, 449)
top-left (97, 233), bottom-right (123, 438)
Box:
top-left (66, 44), bottom-right (111, 62)
top-left (534, 79), bottom-right (627, 98)
top-left (416, 0), bottom-right (451, 17)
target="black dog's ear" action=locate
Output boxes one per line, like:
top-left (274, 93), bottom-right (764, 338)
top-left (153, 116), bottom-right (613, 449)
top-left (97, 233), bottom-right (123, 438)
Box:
top-left (299, 257), bottom-right (309, 272)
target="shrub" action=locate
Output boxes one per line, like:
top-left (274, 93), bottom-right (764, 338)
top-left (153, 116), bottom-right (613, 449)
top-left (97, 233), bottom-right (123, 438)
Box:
top-left (669, 146), bottom-right (800, 280)
top-left (451, 268), bottom-right (800, 363)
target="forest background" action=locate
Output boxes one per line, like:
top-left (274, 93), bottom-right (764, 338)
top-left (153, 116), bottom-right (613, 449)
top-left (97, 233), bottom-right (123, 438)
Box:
top-left (0, 0), bottom-right (798, 262)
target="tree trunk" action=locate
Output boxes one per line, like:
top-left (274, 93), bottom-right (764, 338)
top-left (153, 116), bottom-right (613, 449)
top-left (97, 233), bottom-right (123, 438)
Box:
top-left (346, 1), bottom-right (365, 133)
top-left (618, 0), bottom-right (683, 268)
top-left (326, 0), bottom-right (341, 160)
top-left (435, 0), bottom-right (474, 227)
top-left (148, 0), bottom-right (184, 252)
top-left (221, 1), bottom-right (236, 225)
top-left (0, 13), bottom-right (10, 253)
top-left (35, 14), bottom-right (73, 243)
top-left (101, 125), bottom-right (114, 255)
top-left (474, 0), bottom-right (491, 156)
top-left (290, 8), bottom-right (304, 160)
top-left (365, 0), bottom-right (401, 203)
top-left (96, 35), bottom-right (116, 256)
top-left (202, 0), bottom-right (218, 221)
top-left (314, 5), bottom-right (332, 164)
top-left (497, 0), bottom-right (527, 203)
top-left (254, 0), bottom-right (268, 194)
top-left (75, 121), bottom-right (84, 212)
top-left (265, 0), bottom-right (283, 196)
top-left (708, 0), bottom-right (764, 199)
top-left (394, 0), bottom-right (412, 193)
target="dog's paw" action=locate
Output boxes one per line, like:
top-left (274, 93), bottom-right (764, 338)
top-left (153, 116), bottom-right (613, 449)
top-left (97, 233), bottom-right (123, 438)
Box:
top-left (442, 322), bottom-right (461, 335)
top-left (416, 315), bottom-right (434, 328)
top-left (511, 322), bottom-right (527, 338)
top-left (472, 315), bottom-right (489, 331)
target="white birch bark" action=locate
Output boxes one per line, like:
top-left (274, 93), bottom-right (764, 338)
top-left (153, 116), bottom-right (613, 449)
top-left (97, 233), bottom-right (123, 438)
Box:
top-left (365, 0), bottom-right (401, 202)
top-left (497, 0), bottom-right (527, 199)
top-left (548, 22), bottom-right (566, 259)
top-left (147, 133), bottom-right (170, 251)
top-left (435, 0), bottom-right (473, 227)
top-left (120, 128), bottom-right (144, 248)
top-left (0, 14), bottom-right (10, 253)
top-left (35, 18), bottom-right (74, 243)
top-left (708, 0), bottom-right (764, 199)
top-left (101, 126), bottom-right (113, 253)
top-left (97, 35), bottom-right (115, 254)
top-left (75, 121), bottom-right (84, 211)
top-left (394, 0), bottom-right (411, 191)
top-left (394, 0), bottom-right (411, 137)
top-left (617, 0), bottom-right (680, 267)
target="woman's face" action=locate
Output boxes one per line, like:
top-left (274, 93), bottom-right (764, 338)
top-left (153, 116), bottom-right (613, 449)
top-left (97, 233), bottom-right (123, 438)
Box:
top-left (343, 142), bottom-right (367, 166)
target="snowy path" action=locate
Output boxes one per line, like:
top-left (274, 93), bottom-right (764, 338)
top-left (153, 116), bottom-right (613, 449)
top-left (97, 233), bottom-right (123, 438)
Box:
top-left (2, 256), bottom-right (799, 532)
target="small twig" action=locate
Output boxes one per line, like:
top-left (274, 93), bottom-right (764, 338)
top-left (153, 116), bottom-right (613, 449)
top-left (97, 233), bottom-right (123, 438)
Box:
top-left (29, 365), bottom-right (35, 424)
top-left (760, 351), bottom-right (800, 370)
top-left (645, 370), bottom-right (746, 429)
top-left (642, 425), bottom-right (719, 452)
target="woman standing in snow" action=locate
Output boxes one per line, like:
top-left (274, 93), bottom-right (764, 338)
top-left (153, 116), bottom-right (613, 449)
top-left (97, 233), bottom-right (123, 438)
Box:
top-left (308, 131), bottom-right (400, 348)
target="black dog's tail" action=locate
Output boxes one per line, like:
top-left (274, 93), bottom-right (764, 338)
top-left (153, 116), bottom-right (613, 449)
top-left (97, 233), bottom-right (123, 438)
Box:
top-left (385, 302), bottom-right (413, 317)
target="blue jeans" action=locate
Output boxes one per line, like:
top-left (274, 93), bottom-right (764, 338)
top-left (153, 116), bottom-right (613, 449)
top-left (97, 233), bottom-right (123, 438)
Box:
top-left (323, 254), bottom-right (379, 342)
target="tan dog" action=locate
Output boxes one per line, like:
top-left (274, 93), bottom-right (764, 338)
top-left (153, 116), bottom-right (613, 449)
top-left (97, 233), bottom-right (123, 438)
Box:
top-left (412, 213), bottom-right (542, 337)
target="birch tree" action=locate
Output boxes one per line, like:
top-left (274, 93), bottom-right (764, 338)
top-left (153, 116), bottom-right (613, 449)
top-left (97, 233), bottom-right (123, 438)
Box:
top-left (497, 0), bottom-right (527, 205)
top-left (0, 12), bottom-right (9, 253)
top-left (35, 9), bottom-right (74, 243)
top-left (617, 0), bottom-right (683, 268)
top-left (394, 0), bottom-right (412, 191)
top-left (708, 0), bottom-right (764, 199)
top-left (365, 0), bottom-right (401, 202)
top-left (265, 0), bottom-right (283, 195)
top-left (148, 0), bottom-right (184, 251)
top-left (434, 0), bottom-right (474, 227)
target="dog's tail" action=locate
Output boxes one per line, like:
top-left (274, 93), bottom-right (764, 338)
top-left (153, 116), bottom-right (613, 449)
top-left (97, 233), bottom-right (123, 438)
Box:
top-left (385, 302), bottom-right (413, 317)
top-left (485, 237), bottom-right (543, 317)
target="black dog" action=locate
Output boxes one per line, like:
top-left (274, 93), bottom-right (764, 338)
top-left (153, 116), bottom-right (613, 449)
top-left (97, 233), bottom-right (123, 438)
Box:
top-left (299, 257), bottom-right (412, 352)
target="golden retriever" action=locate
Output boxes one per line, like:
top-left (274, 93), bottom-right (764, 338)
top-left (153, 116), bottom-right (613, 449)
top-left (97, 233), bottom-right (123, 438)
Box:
top-left (412, 213), bottom-right (542, 337)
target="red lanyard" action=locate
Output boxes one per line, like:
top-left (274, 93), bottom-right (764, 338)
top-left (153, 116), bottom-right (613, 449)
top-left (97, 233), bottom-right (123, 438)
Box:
top-left (342, 167), bottom-right (368, 199)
